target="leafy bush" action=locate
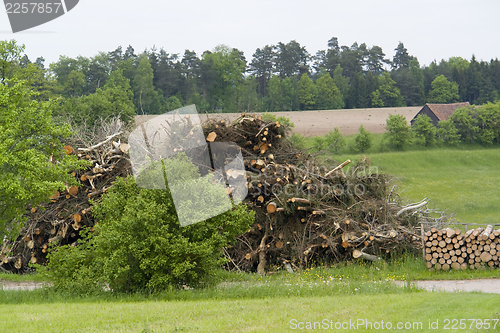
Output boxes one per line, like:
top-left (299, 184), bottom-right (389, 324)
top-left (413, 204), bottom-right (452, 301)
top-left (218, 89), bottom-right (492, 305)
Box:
top-left (437, 119), bottom-right (461, 145)
top-left (475, 102), bottom-right (500, 145)
top-left (384, 114), bottom-right (412, 149)
top-left (289, 132), bottom-right (306, 149)
top-left (411, 114), bottom-right (437, 146)
top-left (261, 112), bottom-right (295, 130)
top-left (354, 125), bottom-right (372, 152)
top-left (44, 155), bottom-right (254, 294)
top-left (448, 106), bottom-right (478, 143)
top-left (313, 128), bottom-right (345, 153)
top-left (166, 95), bottom-right (183, 111)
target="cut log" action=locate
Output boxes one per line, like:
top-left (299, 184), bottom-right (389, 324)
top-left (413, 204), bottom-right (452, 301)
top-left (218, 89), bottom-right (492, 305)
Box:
top-left (480, 225), bottom-right (493, 241)
top-left (266, 202), bottom-right (277, 214)
top-left (288, 197), bottom-right (311, 204)
top-left (352, 250), bottom-right (380, 262)
top-left (464, 229), bottom-right (475, 239)
top-left (480, 252), bottom-right (493, 263)
top-left (63, 145), bottom-right (73, 154)
top-left (206, 132), bottom-right (217, 142)
top-left (472, 227), bottom-right (485, 238)
top-left (68, 186), bottom-right (78, 196)
top-left (119, 143), bottom-right (130, 153)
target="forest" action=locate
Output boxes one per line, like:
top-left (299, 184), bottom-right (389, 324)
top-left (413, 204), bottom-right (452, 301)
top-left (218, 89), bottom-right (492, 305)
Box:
top-left (2, 37), bottom-right (500, 123)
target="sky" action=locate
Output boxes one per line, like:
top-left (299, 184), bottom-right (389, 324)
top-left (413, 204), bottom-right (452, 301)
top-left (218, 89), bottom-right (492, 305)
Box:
top-left (1, 0), bottom-right (499, 67)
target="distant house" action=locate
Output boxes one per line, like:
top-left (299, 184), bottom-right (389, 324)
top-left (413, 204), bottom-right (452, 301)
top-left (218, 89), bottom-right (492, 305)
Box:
top-left (410, 102), bottom-right (470, 126)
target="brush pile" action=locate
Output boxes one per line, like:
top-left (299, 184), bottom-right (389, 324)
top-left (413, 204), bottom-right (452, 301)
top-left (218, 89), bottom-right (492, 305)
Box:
top-left (0, 118), bottom-right (131, 273)
top-left (202, 114), bottom-right (441, 274)
top-left (424, 225), bottom-right (500, 271)
top-left (1, 113), bottom-right (449, 274)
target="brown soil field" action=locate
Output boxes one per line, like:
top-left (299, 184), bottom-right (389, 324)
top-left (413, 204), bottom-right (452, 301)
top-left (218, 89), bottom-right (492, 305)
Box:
top-left (135, 106), bottom-right (422, 137)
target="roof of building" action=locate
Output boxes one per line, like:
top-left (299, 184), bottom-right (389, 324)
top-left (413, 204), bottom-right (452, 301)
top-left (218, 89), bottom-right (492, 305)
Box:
top-left (423, 102), bottom-right (471, 121)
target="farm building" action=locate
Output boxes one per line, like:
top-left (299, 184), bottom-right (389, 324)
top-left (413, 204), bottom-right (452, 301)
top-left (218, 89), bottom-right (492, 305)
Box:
top-left (410, 102), bottom-right (470, 126)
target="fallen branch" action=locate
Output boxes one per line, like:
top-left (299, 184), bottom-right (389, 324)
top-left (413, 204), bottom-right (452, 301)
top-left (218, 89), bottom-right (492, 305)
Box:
top-left (78, 132), bottom-right (123, 152)
top-left (324, 159), bottom-right (351, 178)
top-left (396, 200), bottom-right (428, 217)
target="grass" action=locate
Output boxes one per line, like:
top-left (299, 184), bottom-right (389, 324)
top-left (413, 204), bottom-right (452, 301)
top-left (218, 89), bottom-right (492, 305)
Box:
top-left (0, 293), bottom-right (499, 332)
top-left (334, 148), bottom-right (500, 225)
top-left (303, 132), bottom-right (500, 225)
top-left (1, 257), bottom-right (499, 331)
top-left (0, 276), bottom-right (499, 332)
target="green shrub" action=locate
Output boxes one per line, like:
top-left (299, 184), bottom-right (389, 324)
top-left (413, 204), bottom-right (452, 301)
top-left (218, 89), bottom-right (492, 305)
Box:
top-left (437, 119), bottom-right (461, 145)
top-left (44, 155), bottom-right (254, 294)
top-left (476, 102), bottom-right (500, 145)
top-left (411, 114), bottom-right (437, 146)
top-left (384, 114), bottom-right (412, 149)
top-left (448, 106), bottom-right (478, 143)
top-left (289, 132), bottom-right (306, 149)
top-left (261, 112), bottom-right (295, 130)
top-left (313, 128), bottom-right (345, 153)
top-left (354, 125), bottom-right (372, 152)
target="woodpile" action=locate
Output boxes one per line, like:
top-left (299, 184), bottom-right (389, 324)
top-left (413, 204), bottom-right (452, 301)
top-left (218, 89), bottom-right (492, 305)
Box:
top-left (205, 114), bottom-right (444, 274)
top-left (1, 113), bottom-right (450, 275)
top-left (0, 117), bottom-right (131, 273)
top-left (424, 225), bottom-right (500, 271)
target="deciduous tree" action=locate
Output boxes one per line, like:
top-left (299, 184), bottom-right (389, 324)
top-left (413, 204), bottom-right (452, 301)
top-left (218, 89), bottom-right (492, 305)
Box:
top-left (297, 73), bottom-right (316, 110)
top-left (428, 75), bottom-right (459, 103)
top-left (0, 79), bottom-right (85, 238)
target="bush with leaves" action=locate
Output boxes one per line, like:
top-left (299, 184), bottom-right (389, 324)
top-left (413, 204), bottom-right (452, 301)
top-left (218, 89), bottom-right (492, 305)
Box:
top-left (354, 125), bottom-right (372, 152)
top-left (289, 133), bottom-right (306, 149)
top-left (475, 102), bottom-right (500, 145)
top-left (44, 155), bottom-right (254, 294)
top-left (384, 114), bottom-right (412, 149)
top-left (313, 128), bottom-right (345, 153)
top-left (261, 112), bottom-right (295, 130)
top-left (448, 106), bottom-right (478, 143)
top-left (437, 119), bottom-right (461, 145)
top-left (411, 114), bottom-right (437, 146)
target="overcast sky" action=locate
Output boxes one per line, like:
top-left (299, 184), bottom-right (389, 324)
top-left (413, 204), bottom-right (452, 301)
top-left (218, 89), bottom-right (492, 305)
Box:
top-left (1, 0), bottom-right (499, 67)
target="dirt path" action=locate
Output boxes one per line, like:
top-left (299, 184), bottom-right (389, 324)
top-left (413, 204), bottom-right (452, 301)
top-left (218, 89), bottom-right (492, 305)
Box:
top-left (136, 106), bottom-right (422, 137)
top-left (3, 278), bottom-right (500, 293)
top-left (394, 279), bottom-right (500, 294)
top-left (0, 280), bottom-right (47, 291)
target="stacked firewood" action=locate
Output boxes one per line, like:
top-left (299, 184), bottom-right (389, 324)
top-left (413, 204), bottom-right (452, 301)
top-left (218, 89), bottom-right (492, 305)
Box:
top-left (424, 225), bottom-right (500, 271)
top-left (0, 118), bottom-right (131, 273)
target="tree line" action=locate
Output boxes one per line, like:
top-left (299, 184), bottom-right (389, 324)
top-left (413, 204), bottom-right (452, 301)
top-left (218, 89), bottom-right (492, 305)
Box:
top-left (1, 38), bottom-right (500, 123)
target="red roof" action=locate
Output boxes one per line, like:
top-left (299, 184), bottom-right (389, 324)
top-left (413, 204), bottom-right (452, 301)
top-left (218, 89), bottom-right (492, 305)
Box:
top-left (425, 102), bottom-right (470, 121)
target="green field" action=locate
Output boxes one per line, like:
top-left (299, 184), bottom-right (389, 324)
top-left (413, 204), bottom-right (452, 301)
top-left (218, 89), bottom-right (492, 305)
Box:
top-left (303, 130), bottom-right (500, 225)
top-left (1, 292), bottom-right (499, 332)
top-left (2, 257), bottom-right (500, 332)
top-left (333, 148), bottom-right (500, 226)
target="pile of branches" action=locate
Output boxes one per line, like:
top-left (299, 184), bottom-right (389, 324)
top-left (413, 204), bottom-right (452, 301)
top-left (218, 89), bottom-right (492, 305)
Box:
top-left (0, 117), bottom-right (131, 273)
top-left (202, 114), bottom-right (447, 274)
top-left (1, 112), bottom-right (449, 275)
